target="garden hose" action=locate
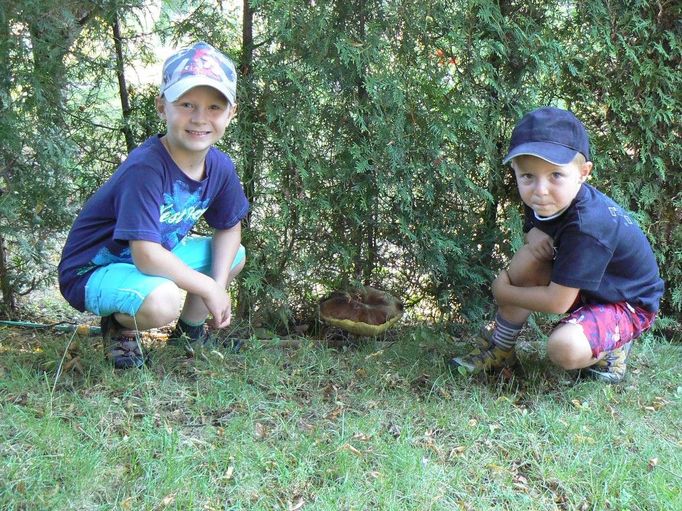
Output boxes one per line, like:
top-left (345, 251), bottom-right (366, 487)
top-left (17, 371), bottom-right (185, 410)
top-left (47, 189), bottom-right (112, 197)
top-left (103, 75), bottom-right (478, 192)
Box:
top-left (0, 320), bottom-right (100, 336)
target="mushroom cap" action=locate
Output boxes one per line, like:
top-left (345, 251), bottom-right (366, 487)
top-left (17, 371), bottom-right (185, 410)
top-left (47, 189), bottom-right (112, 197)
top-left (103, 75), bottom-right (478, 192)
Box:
top-left (319, 287), bottom-right (404, 336)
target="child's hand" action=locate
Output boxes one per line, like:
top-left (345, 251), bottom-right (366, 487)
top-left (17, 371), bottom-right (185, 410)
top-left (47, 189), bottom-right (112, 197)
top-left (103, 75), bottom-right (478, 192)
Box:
top-left (525, 227), bottom-right (555, 261)
top-left (208, 296), bottom-right (232, 329)
top-left (203, 283), bottom-right (232, 328)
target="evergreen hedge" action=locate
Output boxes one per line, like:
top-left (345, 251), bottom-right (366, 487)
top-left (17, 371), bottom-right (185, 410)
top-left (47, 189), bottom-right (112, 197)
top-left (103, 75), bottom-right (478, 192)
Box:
top-left (1, 0), bottom-right (680, 331)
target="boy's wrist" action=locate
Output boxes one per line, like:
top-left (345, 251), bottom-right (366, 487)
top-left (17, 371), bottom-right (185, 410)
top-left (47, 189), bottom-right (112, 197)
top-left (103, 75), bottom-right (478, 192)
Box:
top-left (183, 271), bottom-right (219, 299)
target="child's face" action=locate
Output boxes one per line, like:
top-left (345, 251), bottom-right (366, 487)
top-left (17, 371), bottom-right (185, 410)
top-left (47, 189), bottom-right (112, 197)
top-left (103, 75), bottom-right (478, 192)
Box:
top-left (512, 155), bottom-right (592, 218)
top-left (156, 86), bottom-right (236, 157)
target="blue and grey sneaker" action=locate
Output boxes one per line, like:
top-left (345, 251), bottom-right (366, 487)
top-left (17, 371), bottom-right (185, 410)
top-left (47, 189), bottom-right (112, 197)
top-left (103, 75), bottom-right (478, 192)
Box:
top-left (584, 340), bottom-right (633, 384)
top-left (167, 320), bottom-right (206, 356)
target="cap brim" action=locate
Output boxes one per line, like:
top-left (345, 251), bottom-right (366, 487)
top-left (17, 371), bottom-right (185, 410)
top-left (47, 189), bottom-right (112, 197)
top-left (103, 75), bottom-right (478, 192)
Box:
top-left (163, 75), bottom-right (235, 105)
top-left (503, 142), bottom-right (578, 165)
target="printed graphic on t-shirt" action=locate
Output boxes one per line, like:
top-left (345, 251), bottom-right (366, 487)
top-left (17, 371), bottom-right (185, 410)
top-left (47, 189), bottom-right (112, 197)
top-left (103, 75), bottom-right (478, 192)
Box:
top-left (160, 180), bottom-right (209, 246)
top-left (75, 179), bottom-right (209, 275)
top-left (76, 246), bottom-right (133, 276)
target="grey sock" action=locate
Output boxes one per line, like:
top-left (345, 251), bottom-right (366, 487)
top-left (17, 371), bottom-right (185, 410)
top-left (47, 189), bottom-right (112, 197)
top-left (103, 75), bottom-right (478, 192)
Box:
top-left (491, 313), bottom-right (524, 350)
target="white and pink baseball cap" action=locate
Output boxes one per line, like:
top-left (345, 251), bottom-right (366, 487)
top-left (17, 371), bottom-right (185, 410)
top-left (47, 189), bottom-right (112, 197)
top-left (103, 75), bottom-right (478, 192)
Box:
top-left (161, 41), bottom-right (237, 105)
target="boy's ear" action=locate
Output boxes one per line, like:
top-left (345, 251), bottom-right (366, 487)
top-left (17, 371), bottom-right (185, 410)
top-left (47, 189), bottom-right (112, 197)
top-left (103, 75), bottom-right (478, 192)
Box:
top-left (580, 161), bottom-right (593, 182)
top-left (155, 96), bottom-right (166, 119)
top-left (228, 103), bottom-right (238, 120)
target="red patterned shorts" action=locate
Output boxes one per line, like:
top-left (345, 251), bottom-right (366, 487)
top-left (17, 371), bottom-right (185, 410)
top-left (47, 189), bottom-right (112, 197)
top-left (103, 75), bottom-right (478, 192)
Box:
top-left (559, 299), bottom-right (657, 358)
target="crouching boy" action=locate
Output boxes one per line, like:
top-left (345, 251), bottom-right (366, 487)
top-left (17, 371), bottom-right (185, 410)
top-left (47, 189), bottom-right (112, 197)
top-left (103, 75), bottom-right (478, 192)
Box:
top-left (59, 42), bottom-right (249, 368)
top-left (450, 107), bottom-right (664, 383)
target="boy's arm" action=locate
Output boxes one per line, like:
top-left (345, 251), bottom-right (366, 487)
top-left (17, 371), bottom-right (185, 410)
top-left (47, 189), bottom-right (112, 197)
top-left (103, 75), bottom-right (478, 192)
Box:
top-left (210, 223), bottom-right (242, 289)
top-left (206, 223), bottom-right (242, 328)
top-left (492, 269), bottom-right (579, 315)
top-left (130, 240), bottom-right (231, 325)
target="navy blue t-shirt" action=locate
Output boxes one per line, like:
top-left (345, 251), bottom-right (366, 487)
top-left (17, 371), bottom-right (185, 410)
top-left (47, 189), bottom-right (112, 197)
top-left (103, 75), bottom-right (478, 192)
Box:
top-left (58, 135), bottom-right (249, 312)
top-left (524, 183), bottom-right (664, 312)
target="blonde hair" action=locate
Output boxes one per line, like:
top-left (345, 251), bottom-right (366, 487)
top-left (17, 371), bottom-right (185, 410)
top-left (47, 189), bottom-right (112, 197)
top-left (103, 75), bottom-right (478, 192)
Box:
top-left (510, 152), bottom-right (587, 171)
top-left (572, 152), bottom-right (587, 166)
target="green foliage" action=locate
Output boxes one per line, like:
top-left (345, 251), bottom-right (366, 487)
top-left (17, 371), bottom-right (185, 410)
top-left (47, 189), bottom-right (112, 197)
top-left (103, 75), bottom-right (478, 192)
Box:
top-left (558, 1), bottom-right (682, 314)
top-left (2, 0), bottom-right (680, 328)
top-left (0, 2), bottom-right (83, 314)
top-left (227, 0), bottom-right (512, 326)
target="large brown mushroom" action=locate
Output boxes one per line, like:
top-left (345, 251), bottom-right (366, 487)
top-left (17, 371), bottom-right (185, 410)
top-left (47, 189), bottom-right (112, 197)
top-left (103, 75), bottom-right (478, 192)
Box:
top-left (319, 286), bottom-right (404, 336)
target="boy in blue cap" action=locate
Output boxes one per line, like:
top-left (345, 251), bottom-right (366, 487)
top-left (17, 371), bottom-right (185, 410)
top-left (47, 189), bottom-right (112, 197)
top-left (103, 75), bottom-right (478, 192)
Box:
top-left (450, 107), bottom-right (664, 383)
top-left (59, 42), bottom-right (249, 369)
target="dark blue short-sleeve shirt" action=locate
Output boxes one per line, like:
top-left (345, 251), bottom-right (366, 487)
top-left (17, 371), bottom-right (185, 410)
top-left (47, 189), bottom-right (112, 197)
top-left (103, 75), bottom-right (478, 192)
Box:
top-left (524, 183), bottom-right (664, 312)
top-left (58, 135), bottom-right (249, 311)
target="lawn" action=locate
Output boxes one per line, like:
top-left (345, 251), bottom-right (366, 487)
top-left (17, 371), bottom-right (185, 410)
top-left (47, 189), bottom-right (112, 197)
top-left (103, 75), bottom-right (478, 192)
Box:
top-left (1, 319), bottom-right (680, 511)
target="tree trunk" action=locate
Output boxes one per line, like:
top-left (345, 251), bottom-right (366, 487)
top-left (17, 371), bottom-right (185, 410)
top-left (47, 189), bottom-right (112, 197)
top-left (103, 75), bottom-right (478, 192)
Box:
top-left (0, 234), bottom-right (16, 316)
top-left (112, 14), bottom-right (135, 153)
top-left (353, 0), bottom-right (376, 285)
top-left (236, 0), bottom-right (256, 320)
top-left (0, 8), bottom-right (15, 316)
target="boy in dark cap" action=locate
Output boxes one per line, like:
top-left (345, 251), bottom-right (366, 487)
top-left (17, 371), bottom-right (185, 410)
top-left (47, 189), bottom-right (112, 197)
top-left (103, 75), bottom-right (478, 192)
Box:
top-left (59, 42), bottom-right (249, 368)
top-left (450, 107), bottom-right (664, 383)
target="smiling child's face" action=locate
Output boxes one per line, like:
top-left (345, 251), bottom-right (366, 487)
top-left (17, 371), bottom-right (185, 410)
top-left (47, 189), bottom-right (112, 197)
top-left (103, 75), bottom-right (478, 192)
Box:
top-left (156, 85), bottom-right (236, 160)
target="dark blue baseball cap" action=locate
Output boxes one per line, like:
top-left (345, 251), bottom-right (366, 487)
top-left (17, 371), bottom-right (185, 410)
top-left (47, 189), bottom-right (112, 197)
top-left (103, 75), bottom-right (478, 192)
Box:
top-left (503, 107), bottom-right (590, 165)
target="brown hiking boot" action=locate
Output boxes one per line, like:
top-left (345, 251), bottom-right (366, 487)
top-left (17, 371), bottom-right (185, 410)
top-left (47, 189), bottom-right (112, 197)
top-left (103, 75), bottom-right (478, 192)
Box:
top-left (101, 315), bottom-right (145, 369)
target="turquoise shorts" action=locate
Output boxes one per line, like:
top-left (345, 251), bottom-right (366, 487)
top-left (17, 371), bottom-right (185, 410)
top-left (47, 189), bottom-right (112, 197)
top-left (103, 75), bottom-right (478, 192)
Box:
top-left (84, 237), bottom-right (245, 317)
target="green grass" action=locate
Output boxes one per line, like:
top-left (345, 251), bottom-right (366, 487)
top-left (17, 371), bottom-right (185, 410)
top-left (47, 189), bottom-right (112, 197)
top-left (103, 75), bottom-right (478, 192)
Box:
top-left (1, 324), bottom-right (680, 510)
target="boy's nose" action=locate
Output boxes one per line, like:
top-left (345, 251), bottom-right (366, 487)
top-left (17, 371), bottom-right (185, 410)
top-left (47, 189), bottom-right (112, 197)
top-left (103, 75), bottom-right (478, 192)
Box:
top-left (534, 180), bottom-right (549, 195)
top-left (191, 108), bottom-right (207, 122)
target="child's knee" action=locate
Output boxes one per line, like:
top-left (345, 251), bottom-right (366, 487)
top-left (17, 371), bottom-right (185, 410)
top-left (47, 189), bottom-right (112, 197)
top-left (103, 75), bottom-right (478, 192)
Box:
top-left (137, 281), bottom-right (182, 328)
top-left (508, 244), bottom-right (552, 287)
top-left (547, 324), bottom-right (593, 370)
top-left (230, 256), bottom-right (245, 277)
top-left (228, 246), bottom-right (246, 278)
